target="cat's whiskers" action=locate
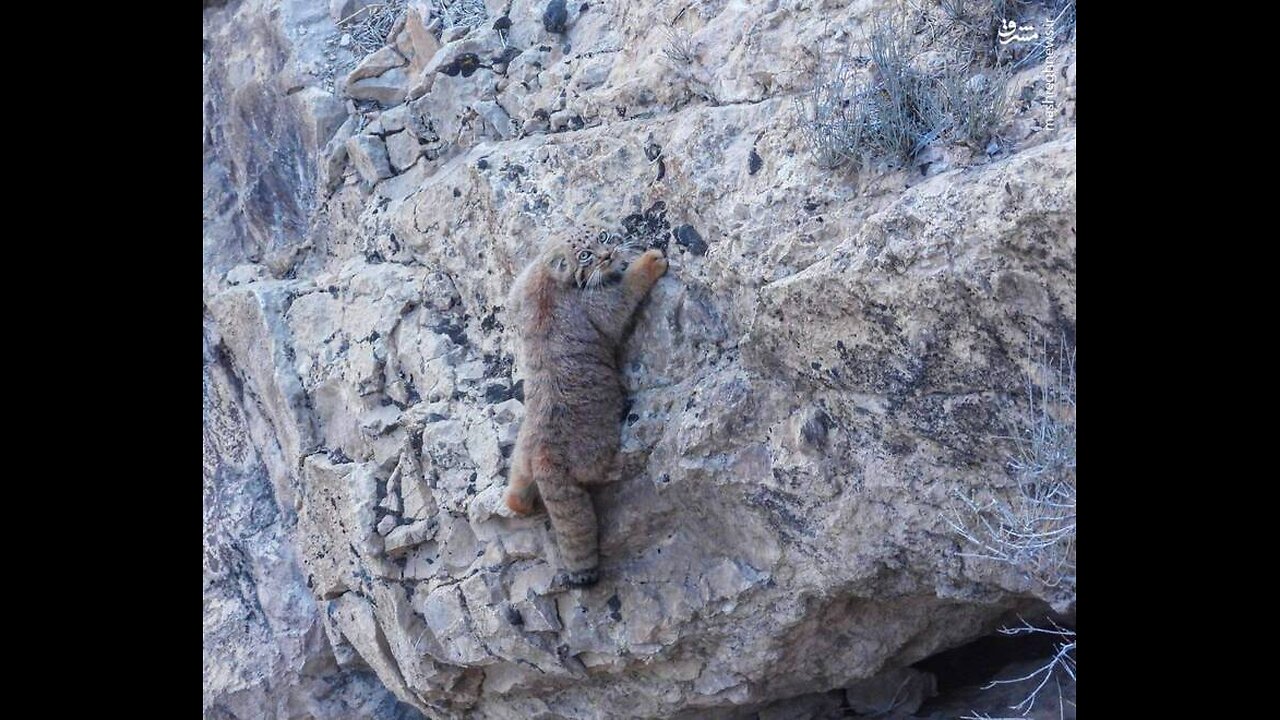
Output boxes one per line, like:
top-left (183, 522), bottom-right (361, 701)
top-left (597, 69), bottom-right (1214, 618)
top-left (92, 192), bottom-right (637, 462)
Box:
top-left (585, 264), bottom-right (603, 292)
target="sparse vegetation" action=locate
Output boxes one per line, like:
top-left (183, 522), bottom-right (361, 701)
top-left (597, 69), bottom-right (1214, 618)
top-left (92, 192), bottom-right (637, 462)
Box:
top-left (322, 0), bottom-right (490, 95)
top-left (337, 0), bottom-right (407, 57)
top-left (334, 0), bottom-right (488, 60)
top-left (960, 617), bottom-right (1076, 720)
top-left (430, 0), bottom-right (488, 33)
top-left (945, 335), bottom-right (1076, 718)
top-left (864, 11), bottom-right (953, 163)
top-left (801, 0), bottom-right (1073, 171)
top-left (940, 67), bottom-right (1011, 148)
top-left (659, 23), bottom-right (720, 107)
top-left (660, 25), bottom-right (696, 67)
top-left (798, 9), bottom-right (1010, 170)
top-left (947, 335), bottom-right (1075, 596)
top-left (1003, 0), bottom-right (1077, 70)
top-left (925, 0), bottom-right (1077, 68)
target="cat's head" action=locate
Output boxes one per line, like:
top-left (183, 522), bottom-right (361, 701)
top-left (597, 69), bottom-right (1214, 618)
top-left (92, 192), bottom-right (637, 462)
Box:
top-left (542, 228), bottom-right (639, 289)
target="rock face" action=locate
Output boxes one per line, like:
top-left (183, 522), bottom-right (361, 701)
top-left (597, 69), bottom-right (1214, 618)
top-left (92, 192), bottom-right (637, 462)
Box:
top-left (204, 1), bottom-right (1076, 718)
top-left (203, 324), bottom-right (424, 720)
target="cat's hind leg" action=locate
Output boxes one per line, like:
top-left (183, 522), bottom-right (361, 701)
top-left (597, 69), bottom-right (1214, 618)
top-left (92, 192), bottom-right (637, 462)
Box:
top-left (536, 452), bottom-right (599, 587)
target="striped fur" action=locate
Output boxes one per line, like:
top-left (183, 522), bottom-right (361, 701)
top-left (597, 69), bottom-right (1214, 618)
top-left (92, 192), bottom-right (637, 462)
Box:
top-left (503, 233), bottom-right (668, 587)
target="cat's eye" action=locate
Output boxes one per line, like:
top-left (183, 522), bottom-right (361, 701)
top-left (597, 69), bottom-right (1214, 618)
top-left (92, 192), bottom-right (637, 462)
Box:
top-left (577, 250), bottom-right (593, 264)
top-left (598, 232), bottom-right (612, 245)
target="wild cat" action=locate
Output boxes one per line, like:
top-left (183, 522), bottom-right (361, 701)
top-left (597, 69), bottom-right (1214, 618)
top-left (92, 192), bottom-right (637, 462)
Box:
top-left (502, 227), bottom-right (668, 587)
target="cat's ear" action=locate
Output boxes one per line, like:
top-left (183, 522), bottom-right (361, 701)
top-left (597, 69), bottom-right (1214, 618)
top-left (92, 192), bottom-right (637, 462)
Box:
top-left (545, 253), bottom-right (568, 273)
top-left (542, 243), bottom-right (568, 271)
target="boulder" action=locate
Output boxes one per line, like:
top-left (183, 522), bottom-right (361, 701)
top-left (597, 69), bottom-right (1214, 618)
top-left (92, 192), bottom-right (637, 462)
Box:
top-left (204, 0), bottom-right (1077, 717)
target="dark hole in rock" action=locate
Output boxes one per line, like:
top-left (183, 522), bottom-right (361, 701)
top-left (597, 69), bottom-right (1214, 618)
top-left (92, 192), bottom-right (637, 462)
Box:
top-left (505, 606), bottom-right (523, 625)
top-left (484, 384), bottom-right (513, 403)
top-left (674, 224), bottom-right (707, 255)
top-left (801, 409), bottom-right (830, 447)
top-left (543, 0), bottom-right (568, 34)
top-left (621, 200), bottom-right (671, 251)
top-left (493, 46), bottom-right (521, 66)
top-left (912, 611), bottom-right (1076, 718)
top-left (915, 627), bottom-right (1058, 691)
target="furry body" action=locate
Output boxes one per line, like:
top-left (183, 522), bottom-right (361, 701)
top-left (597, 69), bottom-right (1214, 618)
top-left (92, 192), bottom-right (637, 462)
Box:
top-left (503, 232), bottom-right (667, 587)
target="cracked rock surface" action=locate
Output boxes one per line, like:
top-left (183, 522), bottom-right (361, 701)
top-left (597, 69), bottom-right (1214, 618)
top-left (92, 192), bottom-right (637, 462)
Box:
top-left (204, 1), bottom-right (1076, 718)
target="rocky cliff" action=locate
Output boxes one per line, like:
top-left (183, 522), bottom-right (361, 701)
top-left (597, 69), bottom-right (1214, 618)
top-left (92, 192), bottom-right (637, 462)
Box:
top-left (203, 1), bottom-right (1076, 718)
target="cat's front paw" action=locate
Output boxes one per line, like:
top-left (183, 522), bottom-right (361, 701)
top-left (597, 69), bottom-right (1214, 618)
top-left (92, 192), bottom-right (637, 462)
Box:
top-left (636, 249), bottom-right (668, 283)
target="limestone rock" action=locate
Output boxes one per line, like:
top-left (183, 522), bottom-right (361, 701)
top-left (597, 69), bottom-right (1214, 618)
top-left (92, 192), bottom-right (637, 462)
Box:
top-left (330, 0), bottom-right (379, 24)
top-left (345, 67), bottom-right (410, 106)
top-left (225, 263), bottom-right (268, 285)
top-left (204, 328), bottom-right (411, 720)
top-left (473, 100), bottom-right (514, 140)
top-left (402, 5), bottom-right (441, 75)
top-left (292, 87), bottom-right (348, 156)
top-left (319, 115), bottom-right (358, 193)
top-left (379, 105), bottom-right (409, 134)
top-left (348, 47), bottom-right (407, 85)
top-left (345, 134), bottom-right (393, 184)
top-left (417, 585), bottom-right (492, 665)
top-left (377, 515), bottom-right (397, 536)
top-left (405, 71), bottom-right (435, 102)
top-left (385, 130), bottom-right (421, 173)
top-left (384, 518), bottom-right (439, 556)
top-left (205, 0), bottom-right (1077, 717)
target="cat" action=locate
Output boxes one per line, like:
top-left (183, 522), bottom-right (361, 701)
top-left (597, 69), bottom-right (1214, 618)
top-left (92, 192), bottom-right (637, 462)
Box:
top-left (502, 226), bottom-right (668, 587)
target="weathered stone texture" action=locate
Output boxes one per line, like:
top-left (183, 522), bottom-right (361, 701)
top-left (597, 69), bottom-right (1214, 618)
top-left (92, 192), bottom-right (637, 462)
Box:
top-left (204, 0), bottom-right (1076, 717)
